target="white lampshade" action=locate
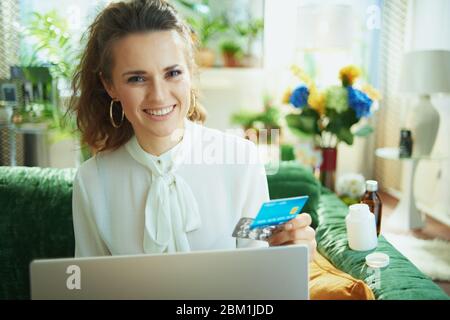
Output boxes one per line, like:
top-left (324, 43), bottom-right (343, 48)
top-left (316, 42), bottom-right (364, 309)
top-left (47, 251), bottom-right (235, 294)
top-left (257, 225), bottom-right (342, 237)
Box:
top-left (296, 4), bottom-right (354, 51)
top-left (399, 50), bottom-right (450, 95)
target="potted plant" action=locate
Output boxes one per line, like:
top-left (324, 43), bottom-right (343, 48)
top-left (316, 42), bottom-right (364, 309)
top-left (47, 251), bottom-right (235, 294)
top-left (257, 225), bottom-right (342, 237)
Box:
top-left (20, 11), bottom-right (78, 80)
top-left (231, 96), bottom-right (299, 162)
top-left (0, 101), bottom-right (13, 125)
top-left (18, 10), bottom-right (87, 162)
top-left (187, 15), bottom-right (227, 68)
top-left (231, 96), bottom-right (283, 145)
top-left (174, 0), bottom-right (227, 68)
top-left (220, 40), bottom-right (243, 68)
top-left (234, 18), bottom-right (264, 68)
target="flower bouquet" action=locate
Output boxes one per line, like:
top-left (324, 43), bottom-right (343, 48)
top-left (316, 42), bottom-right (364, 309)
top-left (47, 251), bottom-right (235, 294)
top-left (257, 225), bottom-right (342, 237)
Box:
top-left (284, 65), bottom-right (380, 147)
top-left (283, 65), bottom-right (381, 189)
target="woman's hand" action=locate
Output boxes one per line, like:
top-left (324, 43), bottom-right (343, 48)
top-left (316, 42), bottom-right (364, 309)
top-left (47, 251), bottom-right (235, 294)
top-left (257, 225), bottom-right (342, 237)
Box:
top-left (268, 213), bottom-right (317, 261)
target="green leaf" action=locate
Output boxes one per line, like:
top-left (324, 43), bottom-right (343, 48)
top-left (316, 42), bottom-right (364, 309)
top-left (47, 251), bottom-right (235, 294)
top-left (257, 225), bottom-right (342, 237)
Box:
top-left (285, 108), bottom-right (320, 135)
top-left (220, 40), bottom-right (242, 54)
top-left (59, 36), bottom-right (68, 47)
top-left (31, 12), bottom-right (42, 21)
top-left (326, 108), bottom-right (357, 127)
top-left (257, 106), bottom-right (281, 128)
top-left (354, 124), bottom-right (374, 137)
top-left (336, 127), bottom-right (354, 145)
top-left (187, 14), bottom-right (227, 47)
top-left (325, 108), bottom-right (358, 145)
top-left (280, 144), bottom-right (296, 161)
top-left (21, 10), bottom-right (77, 80)
top-left (230, 109), bottom-right (260, 128)
top-left (340, 196), bottom-right (359, 206)
top-left (337, 109), bottom-right (358, 128)
top-left (287, 127), bottom-right (314, 140)
top-left (173, 0), bottom-right (197, 11)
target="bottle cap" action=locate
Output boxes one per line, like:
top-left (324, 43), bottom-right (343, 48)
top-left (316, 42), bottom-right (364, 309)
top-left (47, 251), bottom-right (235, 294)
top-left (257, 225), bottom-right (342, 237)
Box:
top-left (365, 252), bottom-right (389, 268)
top-left (349, 203), bottom-right (370, 214)
top-left (348, 204), bottom-right (372, 220)
top-left (366, 180), bottom-right (378, 192)
top-left (401, 129), bottom-right (412, 137)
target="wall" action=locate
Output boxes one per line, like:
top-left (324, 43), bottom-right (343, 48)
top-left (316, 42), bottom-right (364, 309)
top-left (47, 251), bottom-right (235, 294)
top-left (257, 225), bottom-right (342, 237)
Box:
top-left (195, 68), bottom-right (265, 131)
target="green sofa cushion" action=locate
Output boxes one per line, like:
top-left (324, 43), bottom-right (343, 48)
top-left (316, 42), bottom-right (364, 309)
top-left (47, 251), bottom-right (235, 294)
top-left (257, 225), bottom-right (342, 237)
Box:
top-left (316, 188), bottom-right (449, 300)
top-left (0, 167), bottom-right (76, 300)
top-left (266, 161), bottom-right (320, 229)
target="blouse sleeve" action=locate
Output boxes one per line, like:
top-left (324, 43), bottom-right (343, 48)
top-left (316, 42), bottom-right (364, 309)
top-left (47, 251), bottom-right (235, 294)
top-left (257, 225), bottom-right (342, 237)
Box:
top-left (72, 170), bottom-right (110, 257)
top-left (236, 143), bottom-right (270, 249)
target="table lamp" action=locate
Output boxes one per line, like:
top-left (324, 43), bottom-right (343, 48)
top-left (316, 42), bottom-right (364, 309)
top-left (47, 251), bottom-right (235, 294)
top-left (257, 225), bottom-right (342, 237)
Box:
top-left (399, 50), bottom-right (450, 156)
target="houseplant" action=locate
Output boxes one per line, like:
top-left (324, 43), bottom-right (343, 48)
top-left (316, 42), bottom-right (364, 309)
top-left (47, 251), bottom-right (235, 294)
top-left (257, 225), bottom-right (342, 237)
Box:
top-left (18, 10), bottom-right (86, 161)
top-left (231, 105), bottom-right (282, 144)
top-left (234, 18), bottom-right (264, 67)
top-left (230, 96), bottom-right (298, 163)
top-left (20, 10), bottom-right (78, 80)
top-left (283, 65), bottom-right (381, 190)
top-left (187, 15), bottom-right (227, 68)
top-left (220, 40), bottom-right (243, 67)
top-left (175, 0), bottom-right (227, 68)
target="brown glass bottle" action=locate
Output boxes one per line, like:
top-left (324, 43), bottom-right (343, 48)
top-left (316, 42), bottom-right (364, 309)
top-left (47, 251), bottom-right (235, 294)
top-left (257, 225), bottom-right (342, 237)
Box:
top-left (360, 180), bottom-right (383, 236)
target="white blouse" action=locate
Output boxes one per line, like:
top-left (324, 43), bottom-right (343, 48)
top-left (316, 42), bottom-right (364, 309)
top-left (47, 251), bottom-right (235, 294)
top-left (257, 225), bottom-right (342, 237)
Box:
top-left (72, 119), bottom-right (269, 257)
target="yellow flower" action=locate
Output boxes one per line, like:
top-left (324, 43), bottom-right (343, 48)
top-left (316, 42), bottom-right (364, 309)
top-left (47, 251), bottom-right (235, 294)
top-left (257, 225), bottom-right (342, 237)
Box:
top-left (361, 84), bottom-right (382, 101)
top-left (339, 65), bottom-right (361, 86)
top-left (282, 87), bottom-right (292, 104)
top-left (308, 87), bottom-right (326, 116)
top-left (290, 65), bottom-right (314, 88)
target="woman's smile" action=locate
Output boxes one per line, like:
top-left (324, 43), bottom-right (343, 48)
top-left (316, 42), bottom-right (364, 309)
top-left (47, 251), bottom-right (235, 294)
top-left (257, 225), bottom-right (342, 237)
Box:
top-left (142, 104), bottom-right (177, 121)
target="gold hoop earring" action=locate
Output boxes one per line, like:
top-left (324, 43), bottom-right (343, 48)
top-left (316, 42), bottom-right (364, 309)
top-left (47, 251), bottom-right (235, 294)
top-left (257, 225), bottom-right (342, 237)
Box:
top-left (188, 90), bottom-right (197, 117)
top-left (109, 99), bottom-right (124, 128)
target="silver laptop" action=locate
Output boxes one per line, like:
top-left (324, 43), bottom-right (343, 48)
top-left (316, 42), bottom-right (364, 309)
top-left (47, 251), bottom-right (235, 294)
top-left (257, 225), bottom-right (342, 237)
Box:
top-left (30, 245), bottom-right (309, 300)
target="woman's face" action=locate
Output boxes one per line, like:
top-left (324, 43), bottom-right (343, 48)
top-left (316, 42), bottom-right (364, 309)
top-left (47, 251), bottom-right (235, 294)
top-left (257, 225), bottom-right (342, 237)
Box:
top-left (102, 30), bottom-right (191, 140)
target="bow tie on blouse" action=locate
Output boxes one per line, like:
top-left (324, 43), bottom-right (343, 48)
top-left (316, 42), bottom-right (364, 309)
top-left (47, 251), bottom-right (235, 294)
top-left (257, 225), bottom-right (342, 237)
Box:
top-left (125, 124), bottom-right (201, 253)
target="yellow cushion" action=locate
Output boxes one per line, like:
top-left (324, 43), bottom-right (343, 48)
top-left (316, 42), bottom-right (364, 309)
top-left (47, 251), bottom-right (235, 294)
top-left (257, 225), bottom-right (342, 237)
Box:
top-left (309, 253), bottom-right (375, 300)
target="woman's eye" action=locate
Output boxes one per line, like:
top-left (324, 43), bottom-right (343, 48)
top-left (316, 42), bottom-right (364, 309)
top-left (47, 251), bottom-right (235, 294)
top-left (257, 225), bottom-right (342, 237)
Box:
top-left (167, 70), bottom-right (182, 78)
top-left (127, 76), bottom-right (145, 83)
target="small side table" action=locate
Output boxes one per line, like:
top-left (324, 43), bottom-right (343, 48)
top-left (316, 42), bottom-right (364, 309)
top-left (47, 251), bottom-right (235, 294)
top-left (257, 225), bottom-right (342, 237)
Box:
top-left (375, 148), bottom-right (447, 231)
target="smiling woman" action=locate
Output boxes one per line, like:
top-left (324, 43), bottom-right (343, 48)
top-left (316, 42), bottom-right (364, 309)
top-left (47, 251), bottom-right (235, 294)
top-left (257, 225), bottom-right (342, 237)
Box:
top-left (68, 0), bottom-right (316, 259)
top-left (100, 30), bottom-right (193, 154)
top-left (68, 0), bottom-right (206, 155)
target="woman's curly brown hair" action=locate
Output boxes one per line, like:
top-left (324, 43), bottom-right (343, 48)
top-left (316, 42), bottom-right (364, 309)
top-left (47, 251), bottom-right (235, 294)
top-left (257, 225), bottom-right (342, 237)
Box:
top-left (68, 0), bottom-right (206, 153)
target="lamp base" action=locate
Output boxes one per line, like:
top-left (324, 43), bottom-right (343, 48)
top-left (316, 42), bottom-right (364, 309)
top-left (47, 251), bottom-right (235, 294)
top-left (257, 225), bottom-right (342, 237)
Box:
top-left (409, 95), bottom-right (440, 157)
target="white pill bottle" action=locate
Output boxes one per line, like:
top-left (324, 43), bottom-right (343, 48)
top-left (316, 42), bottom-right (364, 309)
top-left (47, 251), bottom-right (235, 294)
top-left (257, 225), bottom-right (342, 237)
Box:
top-left (345, 203), bottom-right (378, 251)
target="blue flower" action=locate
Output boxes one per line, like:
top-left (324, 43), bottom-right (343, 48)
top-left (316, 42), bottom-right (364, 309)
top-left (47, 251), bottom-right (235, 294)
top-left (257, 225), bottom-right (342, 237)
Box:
top-left (347, 87), bottom-right (373, 118)
top-left (290, 86), bottom-right (309, 108)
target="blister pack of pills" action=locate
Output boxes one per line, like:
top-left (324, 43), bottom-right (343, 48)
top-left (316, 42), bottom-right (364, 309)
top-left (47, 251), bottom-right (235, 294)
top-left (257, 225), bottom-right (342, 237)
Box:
top-left (232, 196), bottom-right (309, 242)
top-left (232, 217), bottom-right (282, 242)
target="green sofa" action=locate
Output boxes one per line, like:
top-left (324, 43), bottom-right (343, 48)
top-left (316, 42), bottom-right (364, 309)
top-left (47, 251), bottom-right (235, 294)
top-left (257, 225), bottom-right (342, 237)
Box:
top-left (0, 162), bottom-right (448, 300)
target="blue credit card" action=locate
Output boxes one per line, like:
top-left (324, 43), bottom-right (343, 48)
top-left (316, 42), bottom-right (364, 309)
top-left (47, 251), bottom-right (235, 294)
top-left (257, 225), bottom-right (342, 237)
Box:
top-left (249, 196), bottom-right (309, 229)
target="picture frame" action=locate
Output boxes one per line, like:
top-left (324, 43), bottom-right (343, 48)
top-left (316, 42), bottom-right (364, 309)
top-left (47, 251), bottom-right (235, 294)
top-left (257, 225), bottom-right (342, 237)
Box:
top-left (0, 78), bottom-right (25, 108)
top-left (10, 66), bottom-right (54, 103)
